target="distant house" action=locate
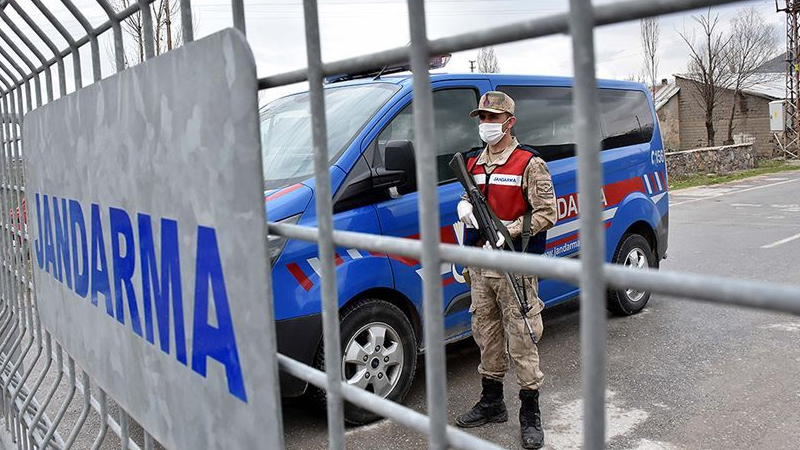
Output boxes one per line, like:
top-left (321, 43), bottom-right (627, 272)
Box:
top-left (654, 73), bottom-right (783, 158)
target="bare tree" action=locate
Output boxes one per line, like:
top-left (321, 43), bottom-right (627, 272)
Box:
top-left (477, 47), bottom-right (500, 73)
top-left (623, 71), bottom-right (647, 84)
top-left (111, 0), bottom-right (186, 67)
top-left (678, 9), bottom-right (733, 146)
top-left (722, 7), bottom-right (778, 144)
top-left (640, 17), bottom-right (660, 93)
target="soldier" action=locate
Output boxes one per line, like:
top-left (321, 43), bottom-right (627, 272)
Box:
top-left (455, 91), bottom-right (557, 449)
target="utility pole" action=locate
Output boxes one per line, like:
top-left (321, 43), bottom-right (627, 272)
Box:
top-left (469, 60), bottom-right (476, 73)
top-left (777, 0), bottom-right (800, 158)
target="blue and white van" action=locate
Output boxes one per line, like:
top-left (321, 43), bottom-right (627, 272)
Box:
top-left (260, 71), bottom-right (668, 424)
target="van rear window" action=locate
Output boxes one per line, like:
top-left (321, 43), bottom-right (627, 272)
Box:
top-left (599, 89), bottom-right (655, 150)
top-left (497, 86), bottom-right (654, 161)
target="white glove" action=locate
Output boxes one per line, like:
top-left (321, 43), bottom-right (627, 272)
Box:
top-left (482, 234), bottom-right (505, 250)
top-left (457, 200), bottom-right (479, 229)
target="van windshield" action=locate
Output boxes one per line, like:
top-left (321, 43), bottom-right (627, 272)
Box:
top-left (260, 83), bottom-right (399, 189)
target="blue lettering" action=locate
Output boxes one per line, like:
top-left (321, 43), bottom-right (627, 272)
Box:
top-left (34, 194), bottom-right (43, 269)
top-left (110, 207), bottom-right (143, 337)
top-left (34, 197), bottom-right (246, 401)
top-left (42, 195), bottom-right (57, 278)
top-left (139, 215), bottom-right (187, 364)
top-left (190, 226), bottom-right (247, 402)
top-left (52, 197), bottom-right (72, 289)
top-left (70, 200), bottom-right (89, 297)
top-left (90, 204), bottom-right (113, 316)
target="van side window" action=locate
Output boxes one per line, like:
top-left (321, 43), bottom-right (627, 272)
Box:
top-left (497, 86), bottom-right (575, 162)
top-left (375, 88), bottom-right (480, 182)
top-left (498, 86), bottom-right (655, 160)
top-left (599, 90), bottom-right (654, 149)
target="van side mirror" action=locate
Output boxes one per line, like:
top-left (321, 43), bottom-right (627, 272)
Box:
top-left (384, 140), bottom-right (417, 194)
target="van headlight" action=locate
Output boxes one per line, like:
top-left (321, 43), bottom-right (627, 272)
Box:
top-left (268, 213), bottom-right (302, 265)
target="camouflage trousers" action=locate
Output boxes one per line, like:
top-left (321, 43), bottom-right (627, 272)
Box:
top-left (468, 268), bottom-right (545, 390)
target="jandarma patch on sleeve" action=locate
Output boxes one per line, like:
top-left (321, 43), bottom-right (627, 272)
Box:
top-left (535, 180), bottom-right (554, 197)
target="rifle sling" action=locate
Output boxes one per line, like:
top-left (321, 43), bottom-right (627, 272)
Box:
top-left (521, 208), bottom-right (533, 254)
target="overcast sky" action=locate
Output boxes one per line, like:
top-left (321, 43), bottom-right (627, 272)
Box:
top-left (1, 0), bottom-right (786, 104)
top-left (198, 0), bottom-right (785, 102)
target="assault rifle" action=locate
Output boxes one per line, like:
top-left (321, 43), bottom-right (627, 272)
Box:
top-left (449, 152), bottom-right (539, 345)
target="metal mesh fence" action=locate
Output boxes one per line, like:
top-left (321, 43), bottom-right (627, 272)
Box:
top-left (0, 0), bottom-right (797, 449)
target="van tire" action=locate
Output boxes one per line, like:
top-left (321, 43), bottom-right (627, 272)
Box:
top-left (311, 298), bottom-right (418, 425)
top-left (607, 233), bottom-right (654, 316)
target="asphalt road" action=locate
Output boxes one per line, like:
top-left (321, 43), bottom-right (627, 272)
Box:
top-left (281, 169), bottom-right (800, 450)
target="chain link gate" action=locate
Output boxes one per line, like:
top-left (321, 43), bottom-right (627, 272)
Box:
top-left (0, 0), bottom-right (798, 449)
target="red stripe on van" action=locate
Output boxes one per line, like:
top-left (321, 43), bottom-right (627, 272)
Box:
top-left (603, 177), bottom-right (646, 207)
top-left (265, 183), bottom-right (303, 202)
top-left (546, 232), bottom-right (578, 250)
top-left (557, 176), bottom-right (645, 223)
top-left (390, 255), bottom-right (420, 267)
top-left (286, 263), bottom-right (313, 291)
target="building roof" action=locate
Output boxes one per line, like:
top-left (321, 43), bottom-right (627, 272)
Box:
top-left (742, 75), bottom-right (784, 99)
top-left (654, 82), bottom-right (680, 111)
top-left (671, 73), bottom-right (785, 101)
top-left (755, 52), bottom-right (786, 74)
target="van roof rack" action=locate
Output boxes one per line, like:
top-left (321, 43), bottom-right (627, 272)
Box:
top-left (324, 53), bottom-right (451, 84)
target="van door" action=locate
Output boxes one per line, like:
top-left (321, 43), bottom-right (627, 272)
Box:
top-left (494, 83), bottom-right (580, 305)
top-left (368, 80), bottom-right (490, 342)
top-left (493, 84), bottom-right (658, 306)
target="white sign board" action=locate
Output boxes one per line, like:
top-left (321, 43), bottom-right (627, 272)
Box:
top-left (24, 29), bottom-right (277, 450)
top-left (770, 100), bottom-right (785, 132)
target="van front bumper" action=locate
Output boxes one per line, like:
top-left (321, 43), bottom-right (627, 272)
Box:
top-left (276, 313), bottom-right (323, 397)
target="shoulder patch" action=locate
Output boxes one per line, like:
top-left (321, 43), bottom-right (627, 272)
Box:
top-left (535, 180), bottom-right (554, 198)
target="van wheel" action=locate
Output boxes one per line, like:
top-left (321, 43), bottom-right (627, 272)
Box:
top-left (607, 233), bottom-right (654, 315)
top-left (312, 299), bottom-right (417, 425)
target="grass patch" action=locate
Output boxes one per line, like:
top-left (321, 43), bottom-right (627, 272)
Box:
top-left (668, 159), bottom-right (800, 191)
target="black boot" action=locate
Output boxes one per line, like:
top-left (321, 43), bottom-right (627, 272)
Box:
top-left (455, 378), bottom-right (508, 428)
top-left (519, 389), bottom-right (545, 449)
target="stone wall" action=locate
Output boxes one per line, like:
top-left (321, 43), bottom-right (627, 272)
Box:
top-left (666, 143), bottom-right (757, 178)
top-left (673, 77), bottom-right (778, 158)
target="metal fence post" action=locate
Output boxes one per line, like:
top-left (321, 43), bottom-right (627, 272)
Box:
top-left (7, 0), bottom-right (67, 97)
top-left (137, 0), bottom-right (156, 60)
top-left (61, 0), bottom-right (103, 83)
top-left (568, 0), bottom-right (607, 448)
top-left (232, 0), bottom-right (246, 35)
top-left (180, 0), bottom-right (194, 43)
top-left (29, 0), bottom-right (83, 90)
top-left (407, 1), bottom-right (448, 449)
top-left (0, 29), bottom-right (40, 108)
top-left (302, 1), bottom-right (345, 449)
top-left (96, 0), bottom-right (126, 72)
top-left (90, 389), bottom-right (109, 450)
top-left (0, 9), bottom-right (54, 102)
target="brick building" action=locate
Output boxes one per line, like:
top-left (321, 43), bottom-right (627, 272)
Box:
top-left (654, 75), bottom-right (782, 157)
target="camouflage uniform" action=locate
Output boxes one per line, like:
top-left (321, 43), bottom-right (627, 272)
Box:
top-left (456, 90), bottom-right (556, 449)
top-left (466, 137), bottom-right (557, 390)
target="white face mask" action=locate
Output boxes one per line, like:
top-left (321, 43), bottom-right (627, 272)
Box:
top-left (478, 118), bottom-right (510, 145)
